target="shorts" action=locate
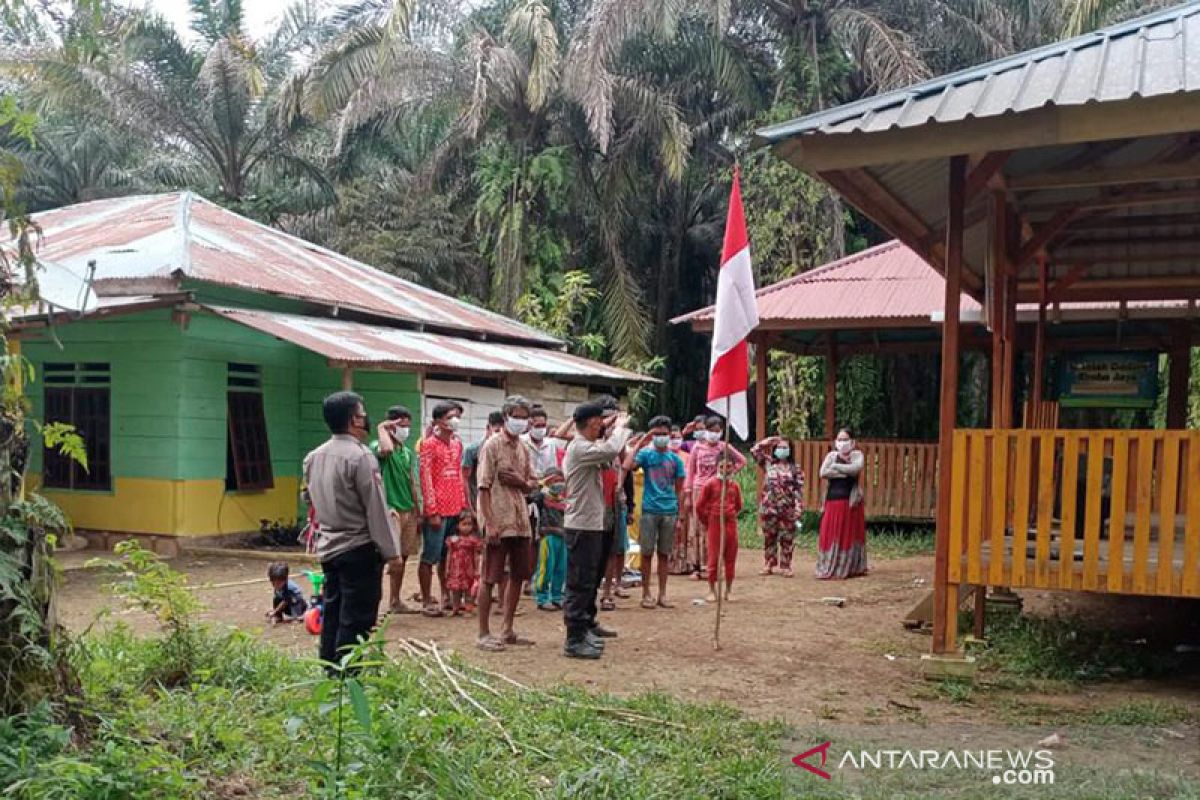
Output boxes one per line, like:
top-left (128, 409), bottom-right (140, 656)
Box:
top-left (421, 515), bottom-right (459, 565)
top-left (639, 512), bottom-right (677, 555)
top-left (390, 509), bottom-right (421, 559)
top-left (481, 536), bottom-right (534, 585)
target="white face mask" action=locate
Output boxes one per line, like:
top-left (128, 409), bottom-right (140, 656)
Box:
top-left (505, 417), bottom-right (529, 436)
top-left (836, 439), bottom-right (853, 454)
top-left (445, 416), bottom-right (461, 433)
top-left (394, 426), bottom-right (410, 442)
top-left (705, 430), bottom-right (721, 443)
top-left (529, 425), bottom-right (547, 441)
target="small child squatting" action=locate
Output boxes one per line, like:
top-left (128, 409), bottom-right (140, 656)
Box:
top-left (267, 561), bottom-right (308, 624)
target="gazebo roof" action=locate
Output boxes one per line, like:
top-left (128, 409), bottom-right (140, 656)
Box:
top-left (674, 240), bottom-right (1198, 355)
top-left (755, 3), bottom-right (1200, 304)
top-left (673, 240), bottom-right (979, 331)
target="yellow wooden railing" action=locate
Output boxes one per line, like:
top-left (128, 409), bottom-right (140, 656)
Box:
top-left (794, 439), bottom-right (939, 521)
top-left (948, 429), bottom-right (1200, 598)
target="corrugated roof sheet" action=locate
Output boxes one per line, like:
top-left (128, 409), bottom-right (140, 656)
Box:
top-left (675, 241), bottom-right (980, 327)
top-left (674, 240), bottom-right (1193, 330)
top-left (206, 307), bottom-right (649, 383)
top-left (21, 192), bottom-right (559, 345)
top-left (757, 2), bottom-right (1200, 142)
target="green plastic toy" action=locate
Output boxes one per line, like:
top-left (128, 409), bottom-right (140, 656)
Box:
top-left (304, 570), bottom-right (325, 597)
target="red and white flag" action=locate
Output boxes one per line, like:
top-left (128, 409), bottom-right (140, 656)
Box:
top-left (706, 168), bottom-right (759, 440)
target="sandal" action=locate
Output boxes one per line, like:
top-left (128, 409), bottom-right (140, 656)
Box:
top-left (759, 566), bottom-right (774, 576)
top-left (614, 588), bottom-right (631, 599)
top-left (476, 636), bottom-right (506, 652)
top-left (600, 597), bottom-right (617, 611)
top-left (656, 598), bottom-right (675, 609)
top-left (422, 605), bottom-right (445, 618)
top-left (780, 568), bottom-right (795, 578)
top-left (550, 601), bottom-right (563, 610)
top-left (640, 597), bottom-right (656, 609)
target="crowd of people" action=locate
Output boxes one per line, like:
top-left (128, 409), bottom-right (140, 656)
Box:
top-left (298, 390), bottom-right (870, 666)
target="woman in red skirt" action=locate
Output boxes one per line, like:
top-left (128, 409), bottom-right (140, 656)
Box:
top-left (816, 428), bottom-right (867, 579)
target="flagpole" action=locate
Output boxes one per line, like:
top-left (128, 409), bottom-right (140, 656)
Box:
top-left (713, 407), bottom-right (730, 651)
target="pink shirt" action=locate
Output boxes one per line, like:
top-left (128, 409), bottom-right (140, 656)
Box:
top-left (686, 442), bottom-right (746, 493)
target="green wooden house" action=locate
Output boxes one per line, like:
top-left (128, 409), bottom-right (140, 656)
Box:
top-left (12, 192), bottom-right (643, 547)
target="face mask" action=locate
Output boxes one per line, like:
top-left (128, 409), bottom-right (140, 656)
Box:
top-left (445, 416), bottom-right (461, 432)
top-left (394, 426), bottom-right (410, 442)
top-left (653, 435), bottom-right (670, 449)
top-left (506, 417), bottom-right (529, 436)
top-left (774, 447), bottom-right (790, 459)
top-left (692, 430), bottom-right (704, 440)
top-left (669, 438), bottom-right (682, 450)
top-left (530, 425), bottom-right (547, 441)
top-left (706, 431), bottom-right (721, 443)
top-left (836, 439), bottom-right (852, 454)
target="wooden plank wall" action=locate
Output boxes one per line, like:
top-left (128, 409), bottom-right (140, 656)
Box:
top-left (948, 429), bottom-right (1200, 599)
top-left (794, 439), bottom-right (939, 521)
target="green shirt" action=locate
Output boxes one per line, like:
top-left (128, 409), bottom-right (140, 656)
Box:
top-left (370, 440), bottom-right (420, 512)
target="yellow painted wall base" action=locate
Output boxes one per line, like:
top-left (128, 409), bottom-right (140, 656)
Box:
top-left (33, 476), bottom-right (300, 537)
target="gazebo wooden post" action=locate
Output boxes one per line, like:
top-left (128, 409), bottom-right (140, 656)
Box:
top-left (825, 334), bottom-right (838, 437)
top-left (341, 366), bottom-right (353, 391)
top-left (1032, 255), bottom-right (1048, 408)
top-left (932, 155), bottom-right (967, 657)
top-left (1002, 207), bottom-right (1020, 429)
top-left (1167, 322), bottom-right (1192, 430)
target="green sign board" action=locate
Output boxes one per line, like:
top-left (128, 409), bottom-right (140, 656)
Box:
top-left (1058, 352), bottom-right (1158, 409)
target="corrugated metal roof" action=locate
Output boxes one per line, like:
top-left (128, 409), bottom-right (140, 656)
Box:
top-left (206, 306), bottom-right (649, 383)
top-left (757, 2), bottom-right (1200, 142)
top-left (21, 192), bottom-right (559, 346)
top-left (674, 240), bottom-right (1193, 330)
top-left (674, 241), bottom-right (980, 328)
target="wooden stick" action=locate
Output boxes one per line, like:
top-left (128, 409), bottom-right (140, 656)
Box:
top-left (714, 419), bottom-right (731, 651)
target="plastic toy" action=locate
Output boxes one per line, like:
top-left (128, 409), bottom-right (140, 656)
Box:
top-left (303, 570), bottom-right (326, 636)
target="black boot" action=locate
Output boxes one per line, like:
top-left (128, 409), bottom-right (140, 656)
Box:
top-left (563, 638), bottom-right (603, 659)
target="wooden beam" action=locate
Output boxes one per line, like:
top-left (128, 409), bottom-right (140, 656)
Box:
top-left (1017, 208), bottom-right (1082, 266)
top-left (1002, 206), bottom-right (1020, 428)
top-left (341, 367), bottom-right (354, 391)
top-left (1045, 264), bottom-right (1090, 303)
top-left (966, 151), bottom-right (1011, 200)
top-left (1065, 212), bottom-right (1200, 232)
top-left (1007, 158), bottom-right (1200, 192)
top-left (1053, 138), bottom-right (1137, 171)
top-left (755, 335), bottom-right (769, 495)
top-left (824, 334), bottom-right (838, 437)
top-left (1021, 188), bottom-right (1200, 215)
top-left (1032, 256), bottom-right (1047, 407)
top-left (933, 155), bottom-right (967, 656)
top-left (989, 191), bottom-right (1007, 426)
top-left (1167, 322), bottom-right (1191, 430)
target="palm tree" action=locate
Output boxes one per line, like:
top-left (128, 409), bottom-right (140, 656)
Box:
top-left (9, 0), bottom-right (335, 219)
top-left (1, 119), bottom-right (141, 211)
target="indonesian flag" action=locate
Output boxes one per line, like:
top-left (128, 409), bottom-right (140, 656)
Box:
top-left (706, 168), bottom-right (759, 440)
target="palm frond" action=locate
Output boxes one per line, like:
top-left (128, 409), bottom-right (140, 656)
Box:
top-left (828, 7), bottom-right (929, 92)
top-left (504, 0), bottom-right (560, 113)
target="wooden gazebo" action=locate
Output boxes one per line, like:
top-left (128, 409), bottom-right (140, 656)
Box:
top-left (676, 239), bottom-right (1197, 523)
top-left (751, 3), bottom-right (1200, 662)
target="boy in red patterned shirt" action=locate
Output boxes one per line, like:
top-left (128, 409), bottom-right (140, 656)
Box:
top-left (418, 401), bottom-right (468, 617)
top-left (695, 459), bottom-right (743, 603)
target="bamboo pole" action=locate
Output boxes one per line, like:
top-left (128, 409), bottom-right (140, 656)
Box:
top-left (713, 407), bottom-right (731, 651)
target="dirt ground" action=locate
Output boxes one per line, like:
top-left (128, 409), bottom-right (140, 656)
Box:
top-left (57, 546), bottom-right (1200, 783)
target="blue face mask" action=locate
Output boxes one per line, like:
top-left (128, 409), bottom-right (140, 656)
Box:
top-left (653, 435), bottom-right (670, 449)
top-left (692, 430), bottom-right (704, 440)
top-left (773, 447), bottom-right (790, 460)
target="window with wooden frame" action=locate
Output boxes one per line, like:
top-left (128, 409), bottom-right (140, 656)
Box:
top-left (43, 363), bottom-right (111, 491)
top-left (226, 364), bottom-right (273, 491)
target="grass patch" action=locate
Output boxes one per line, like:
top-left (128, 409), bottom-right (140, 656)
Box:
top-left (976, 612), bottom-right (1188, 683)
top-left (1085, 699), bottom-right (1197, 727)
top-left (0, 624), bottom-right (788, 799)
